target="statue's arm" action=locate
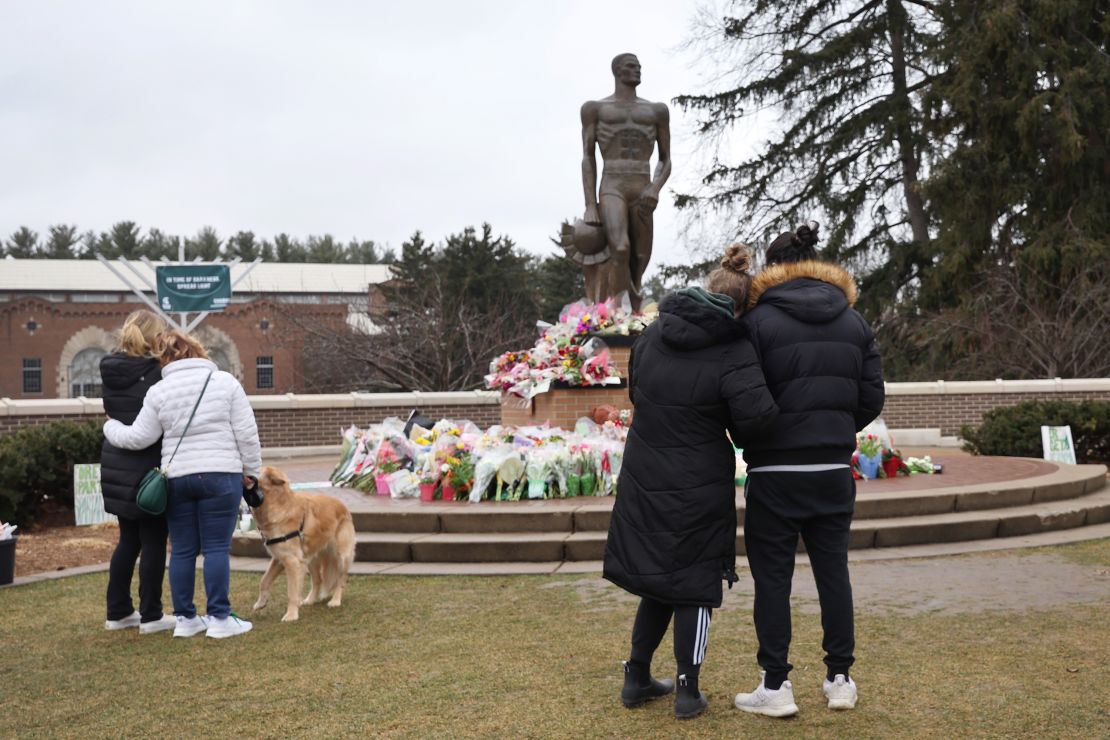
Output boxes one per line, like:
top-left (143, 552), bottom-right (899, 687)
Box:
top-left (649, 103), bottom-right (672, 199)
top-left (580, 101), bottom-right (601, 224)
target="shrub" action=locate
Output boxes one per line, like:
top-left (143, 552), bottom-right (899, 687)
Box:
top-left (961, 401), bottom-right (1110, 464)
top-left (0, 421), bottom-right (104, 527)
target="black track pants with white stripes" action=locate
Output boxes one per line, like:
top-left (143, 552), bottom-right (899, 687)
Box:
top-left (628, 597), bottom-right (713, 678)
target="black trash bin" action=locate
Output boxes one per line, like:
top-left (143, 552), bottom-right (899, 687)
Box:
top-left (0, 536), bottom-right (16, 585)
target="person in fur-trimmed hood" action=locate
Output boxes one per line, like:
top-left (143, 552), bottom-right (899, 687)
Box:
top-left (732, 222), bottom-right (884, 719)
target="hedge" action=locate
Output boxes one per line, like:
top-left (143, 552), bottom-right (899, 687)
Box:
top-left (961, 400), bottom-right (1110, 465)
top-left (0, 421), bottom-right (104, 527)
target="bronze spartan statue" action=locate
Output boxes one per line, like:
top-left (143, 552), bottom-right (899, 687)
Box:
top-left (557, 53), bottom-right (671, 311)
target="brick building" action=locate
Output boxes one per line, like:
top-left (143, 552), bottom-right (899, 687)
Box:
top-left (0, 258), bottom-right (389, 399)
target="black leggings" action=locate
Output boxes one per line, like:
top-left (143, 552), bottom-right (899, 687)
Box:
top-left (106, 515), bottom-right (169, 622)
top-left (629, 597), bottom-right (713, 678)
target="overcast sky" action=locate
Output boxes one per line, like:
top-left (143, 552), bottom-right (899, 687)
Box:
top-left (1, 1), bottom-right (762, 273)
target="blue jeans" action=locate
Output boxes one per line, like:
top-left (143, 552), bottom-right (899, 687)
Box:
top-left (166, 473), bottom-right (241, 619)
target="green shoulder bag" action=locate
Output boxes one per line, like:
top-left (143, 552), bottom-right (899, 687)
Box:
top-left (136, 371), bottom-right (213, 516)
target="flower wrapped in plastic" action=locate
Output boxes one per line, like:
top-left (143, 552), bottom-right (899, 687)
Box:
top-left (388, 470), bottom-right (420, 499)
top-left (524, 449), bottom-right (550, 499)
top-left (470, 444), bottom-right (517, 503)
top-left (598, 438), bottom-right (624, 496)
top-left (496, 451), bottom-right (526, 501)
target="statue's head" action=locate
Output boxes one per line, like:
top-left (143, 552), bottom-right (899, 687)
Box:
top-left (611, 53), bottom-right (641, 86)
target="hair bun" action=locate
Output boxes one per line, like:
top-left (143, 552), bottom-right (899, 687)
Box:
top-left (795, 221), bottom-right (820, 250)
top-left (720, 243), bottom-right (753, 273)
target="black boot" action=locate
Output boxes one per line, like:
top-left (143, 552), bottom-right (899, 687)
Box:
top-left (674, 673), bottom-right (708, 720)
top-left (620, 660), bottom-right (675, 708)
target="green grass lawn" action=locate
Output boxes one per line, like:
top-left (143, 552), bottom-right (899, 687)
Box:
top-left (3, 546), bottom-right (1109, 738)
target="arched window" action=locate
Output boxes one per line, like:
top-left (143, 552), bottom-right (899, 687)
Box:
top-left (70, 347), bottom-right (107, 398)
top-left (209, 348), bottom-right (231, 373)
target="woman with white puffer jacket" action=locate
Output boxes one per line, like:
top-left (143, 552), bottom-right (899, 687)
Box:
top-left (104, 329), bottom-right (261, 640)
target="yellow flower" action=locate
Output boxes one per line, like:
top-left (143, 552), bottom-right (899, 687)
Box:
top-left (455, 442), bottom-right (466, 450)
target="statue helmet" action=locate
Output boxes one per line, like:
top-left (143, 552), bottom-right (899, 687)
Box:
top-left (553, 219), bottom-right (609, 265)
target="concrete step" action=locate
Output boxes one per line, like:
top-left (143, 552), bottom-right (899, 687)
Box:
top-left (232, 487), bottom-right (1110, 563)
top-left (333, 463), bottom-right (1105, 534)
top-left (225, 521), bottom-right (1110, 576)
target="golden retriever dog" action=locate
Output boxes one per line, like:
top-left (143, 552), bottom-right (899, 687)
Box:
top-left (251, 466), bottom-right (356, 622)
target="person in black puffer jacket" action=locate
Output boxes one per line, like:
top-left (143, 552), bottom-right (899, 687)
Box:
top-left (732, 223), bottom-right (884, 719)
top-left (100, 310), bottom-right (175, 635)
top-left (603, 245), bottom-right (778, 720)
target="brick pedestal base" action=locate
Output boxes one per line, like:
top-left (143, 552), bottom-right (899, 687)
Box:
top-left (500, 384), bottom-right (632, 430)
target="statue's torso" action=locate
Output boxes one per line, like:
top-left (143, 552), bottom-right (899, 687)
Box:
top-left (595, 99), bottom-right (660, 167)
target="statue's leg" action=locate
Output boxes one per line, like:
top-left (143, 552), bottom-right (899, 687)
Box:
top-left (600, 193), bottom-right (631, 303)
top-left (627, 201), bottom-right (654, 312)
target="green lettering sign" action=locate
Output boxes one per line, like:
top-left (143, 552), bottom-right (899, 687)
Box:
top-left (156, 265), bottom-right (231, 313)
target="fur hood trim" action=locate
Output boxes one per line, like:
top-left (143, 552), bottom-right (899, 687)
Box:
top-left (748, 260), bottom-right (858, 309)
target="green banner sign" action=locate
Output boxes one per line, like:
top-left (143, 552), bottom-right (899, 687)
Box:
top-left (156, 265), bottom-right (231, 312)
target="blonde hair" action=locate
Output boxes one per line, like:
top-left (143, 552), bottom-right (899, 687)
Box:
top-left (706, 243), bottom-right (754, 317)
top-left (154, 329), bottom-right (210, 366)
top-left (117, 310), bottom-right (168, 357)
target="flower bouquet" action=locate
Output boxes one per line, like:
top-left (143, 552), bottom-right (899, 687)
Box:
top-left (881, 448), bottom-right (910, 478)
top-left (524, 450), bottom-right (551, 499)
top-left (375, 457), bottom-right (401, 496)
top-left (484, 298), bottom-right (643, 399)
top-left (417, 462), bottom-right (438, 502)
top-left (446, 452), bottom-right (475, 502)
top-left (856, 433), bottom-right (883, 479)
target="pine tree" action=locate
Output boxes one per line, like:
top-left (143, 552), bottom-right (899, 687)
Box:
top-left (44, 225), bottom-right (80, 258)
top-left (895, 0), bottom-right (1110, 378)
top-left (108, 221), bottom-right (142, 258)
top-left (227, 231), bottom-right (261, 261)
top-left (273, 234), bottom-right (305, 262)
top-left (675, 0), bottom-right (943, 308)
top-left (5, 226), bottom-right (40, 257)
top-left (186, 226), bottom-right (222, 261)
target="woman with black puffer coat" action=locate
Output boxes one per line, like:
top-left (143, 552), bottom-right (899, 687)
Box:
top-left (100, 310), bottom-right (176, 635)
top-left (603, 244), bottom-right (779, 721)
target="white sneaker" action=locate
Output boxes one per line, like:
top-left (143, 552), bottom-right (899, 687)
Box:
top-left (824, 674), bottom-right (858, 710)
top-left (105, 610), bottom-right (141, 631)
top-left (173, 615), bottom-right (209, 638)
top-left (734, 671), bottom-right (799, 718)
top-left (139, 614), bottom-right (177, 635)
top-left (206, 614), bottom-right (253, 639)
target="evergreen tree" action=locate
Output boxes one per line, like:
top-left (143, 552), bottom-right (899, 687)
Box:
top-left (273, 233), bottom-right (305, 262)
top-left (345, 238), bottom-right (381, 264)
top-left (227, 230), bottom-right (261, 261)
top-left (78, 230), bottom-right (98, 259)
top-left (186, 226), bottom-right (222, 261)
top-left (888, 0), bottom-right (1110, 378)
top-left (438, 224), bottom-right (534, 315)
top-left (531, 254), bottom-right (586, 322)
top-left (259, 239), bottom-right (276, 261)
top-left (675, 0), bottom-right (943, 308)
top-left (108, 221), bottom-right (142, 258)
top-left (306, 234), bottom-right (343, 263)
top-left (143, 228), bottom-right (181, 260)
top-left (5, 226), bottom-right (40, 257)
top-left (44, 224), bottom-right (80, 258)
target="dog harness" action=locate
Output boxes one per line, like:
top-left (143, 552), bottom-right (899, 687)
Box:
top-left (263, 517), bottom-right (305, 546)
